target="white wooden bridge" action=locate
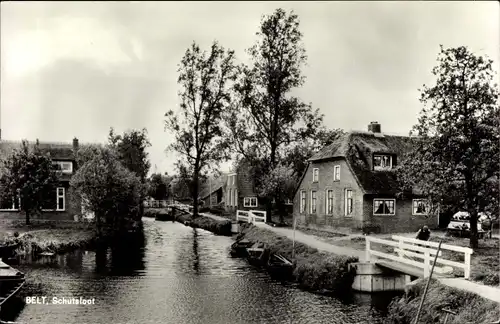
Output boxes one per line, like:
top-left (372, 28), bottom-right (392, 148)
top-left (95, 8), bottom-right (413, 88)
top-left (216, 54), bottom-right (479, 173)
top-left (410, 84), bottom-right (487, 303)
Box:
top-left (365, 235), bottom-right (473, 279)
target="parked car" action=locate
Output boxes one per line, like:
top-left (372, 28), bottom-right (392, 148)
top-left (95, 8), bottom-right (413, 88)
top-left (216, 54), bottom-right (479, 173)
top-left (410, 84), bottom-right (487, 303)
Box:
top-left (446, 211), bottom-right (487, 238)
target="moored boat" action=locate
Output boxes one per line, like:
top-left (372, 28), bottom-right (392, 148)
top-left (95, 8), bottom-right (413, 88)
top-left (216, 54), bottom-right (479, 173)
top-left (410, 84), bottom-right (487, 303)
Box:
top-left (246, 243), bottom-right (270, 266)
top-left (230, 239), bottom-right (254, 257)
top-left (267, 253), bottom-right (293, 280)
top-left (0, 260), bottom-right (25, 309)
top-left (155, 207), bottom-right (175, 221)
top-left (0, 243), bottom-right (19, 261)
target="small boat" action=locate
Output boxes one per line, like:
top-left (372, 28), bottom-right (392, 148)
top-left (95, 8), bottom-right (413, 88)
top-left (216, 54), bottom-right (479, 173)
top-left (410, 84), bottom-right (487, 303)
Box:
top-left (0, 243), bottom-right (19, 260)
top-left (39, 251), bottom-right (55, 257)
top-left (267, 253), bottom-right (294, 279)
top-left (0, 261), bottom-right (25, 309)
top-left (246, 243), bottom-right (270, 266)
top-left (155, 208), bottom-right (175, 221)
top-left (230, 239), bottom-right (254, 257)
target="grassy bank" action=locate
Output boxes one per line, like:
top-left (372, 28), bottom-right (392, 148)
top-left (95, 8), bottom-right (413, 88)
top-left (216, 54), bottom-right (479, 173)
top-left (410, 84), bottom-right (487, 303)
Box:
top-left (174, 210), bottom-right (232, 236)
top-left (238, 223), bottom-right (357, 293)
top-left (2, 228), bottom-right (97, 256)
top-left (387, 279), bottom-right (500, 324)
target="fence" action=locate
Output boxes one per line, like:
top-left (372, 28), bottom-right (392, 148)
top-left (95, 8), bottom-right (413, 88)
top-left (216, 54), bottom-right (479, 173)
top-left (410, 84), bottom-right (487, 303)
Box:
top-left (365, 235), bottom-right (473, 279)
top-left (236, 210), bottom-right (267, 224)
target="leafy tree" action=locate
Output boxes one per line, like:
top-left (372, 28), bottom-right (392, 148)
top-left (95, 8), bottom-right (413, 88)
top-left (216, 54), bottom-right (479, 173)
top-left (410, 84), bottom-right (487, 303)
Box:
top-left (228, 8), bottom-right (331, 218)
top-left (147, 173), bottom-right (169, 201)
top-left (70, 146), bottom-right (145, 236)
top-left (398, 46), bottom-right (499, 248)
top-left (257, 164), bottom-right (296, 223)
top-left (108, 128), bottom-right (151, 216)
top-left (0, 140), bottom-right (59, 225)
top-left (165, 41), bottom-right (236, 217)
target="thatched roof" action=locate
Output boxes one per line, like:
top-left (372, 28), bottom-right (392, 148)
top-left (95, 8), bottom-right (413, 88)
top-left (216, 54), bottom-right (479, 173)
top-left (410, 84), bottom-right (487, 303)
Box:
top-left (308, 131), bottom-right (416, 195)
top-left (0, 140), bottom-right (76, 160)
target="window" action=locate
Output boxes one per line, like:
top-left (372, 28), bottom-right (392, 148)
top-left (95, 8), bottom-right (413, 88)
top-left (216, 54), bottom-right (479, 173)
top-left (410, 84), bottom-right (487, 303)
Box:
top-left (412, 199), bottom-right (428, 215)
top-left (243, 197), bottom-right (258, 208)
top-left (56, 187), bottom-right (65, 211)
top-left (345, 189), bottom-right (353, 217)
top-left (229, 189), bottom-right (233, 206)
top-left (0, 193), bottom-right (21, 211)
top-left (334, 165), bottom-right (340, 181)
top-left (234, 189), bottom-right (238, 207)
top-left (233, 175), bottom-right (236, 185)
top-left (53, 161), bottom-right (73, 174)
top-left (373, 155), bottom-right (392, 170)
top-left (300, 191), bottom-right (306, 213)
top-left (326, 190), bottom-right (334, 214)
top-left (312, 168), bottom-right (319, 182)
top-left (373, 199), bottom-right (395, 215)
top-left (310, 191), bottom-right (317, 213)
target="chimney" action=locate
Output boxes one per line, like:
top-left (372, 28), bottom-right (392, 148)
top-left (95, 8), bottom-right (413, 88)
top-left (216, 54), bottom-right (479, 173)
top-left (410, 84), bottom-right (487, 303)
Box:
top-left (368, 121), bottom-right (381, 133)
top-left (73, 137), bottom-right (79, 152)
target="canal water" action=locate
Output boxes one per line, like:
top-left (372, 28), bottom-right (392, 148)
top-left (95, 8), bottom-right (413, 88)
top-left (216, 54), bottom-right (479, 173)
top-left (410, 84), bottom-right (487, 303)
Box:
top-left (3, 219), bottom-right (398, 324)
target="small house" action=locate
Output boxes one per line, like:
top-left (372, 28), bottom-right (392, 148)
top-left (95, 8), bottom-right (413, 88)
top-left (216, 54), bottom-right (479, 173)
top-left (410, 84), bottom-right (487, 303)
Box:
top-left (293, 122), bottom-right (433, 234)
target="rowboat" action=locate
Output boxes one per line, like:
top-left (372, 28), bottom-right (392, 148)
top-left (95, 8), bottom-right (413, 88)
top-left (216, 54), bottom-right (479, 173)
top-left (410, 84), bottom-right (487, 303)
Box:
top-left (267, 253), bottom-right (294, 279)
top-left (246, 243), bottom-right (270, 266)
top-left (0, 260), bottom-right (25, 309)
top-left (229, 239), bottom-right (253, 257)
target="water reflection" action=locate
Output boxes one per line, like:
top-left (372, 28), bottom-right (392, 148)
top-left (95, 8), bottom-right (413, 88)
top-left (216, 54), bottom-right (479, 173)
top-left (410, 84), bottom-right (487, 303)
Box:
top-left (6, 220), bottom-right (393, 324)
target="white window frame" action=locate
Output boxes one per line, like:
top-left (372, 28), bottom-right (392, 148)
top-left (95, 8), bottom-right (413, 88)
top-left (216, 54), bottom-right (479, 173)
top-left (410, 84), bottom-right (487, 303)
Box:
top-left (234, 189), bottom-right (238, 207)
top-left (56, 187), bottom-right (65, 211)
top-left (228, 188), bottom-right (233, 206)
top-left (412, 199), bottom-right (429, 216)
top-left (310, 190), bottom-right (317, 214)
top-left (300, 190), bottom-right (306, 213)
top-left (243, 197), bottom-right (258, 208)
top-left (344, 189), bottom-right (353, 217)
top-left (334, 165), bottom-right (340, 181)
top-left (326, 189), bottom-right (334, 214)
top-left (373, 154), bottom-right (393, 171)
top-left (373, 198), bottom-right (396, 216)
top-left (53, 161), bottom-right (73, 174)
top-left (0, 195), bottom-right (21, 211)
top-left (312, 168), bottom-right (319, 182)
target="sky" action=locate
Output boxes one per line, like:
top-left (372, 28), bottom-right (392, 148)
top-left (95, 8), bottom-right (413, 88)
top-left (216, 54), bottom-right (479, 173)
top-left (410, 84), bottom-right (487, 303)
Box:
top-left (1, 1), bottom-right (499, 176)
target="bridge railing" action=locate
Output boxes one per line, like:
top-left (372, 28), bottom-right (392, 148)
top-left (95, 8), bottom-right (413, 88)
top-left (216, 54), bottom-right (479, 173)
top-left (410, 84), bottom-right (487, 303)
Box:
top-left (236, 210), bottom-right (267, 224)
top-left (365, 235), bottom-right (473, 279)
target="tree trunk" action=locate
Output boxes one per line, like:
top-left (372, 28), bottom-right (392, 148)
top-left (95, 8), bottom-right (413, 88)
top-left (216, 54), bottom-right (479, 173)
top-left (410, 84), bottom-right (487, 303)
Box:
top-left (192, 170), bottom-right (200, 219)
top-left (468, 207), bottom-right (479, 249)
top-left (266, 199), bottom-right (272, 224)
top-left (25, 210), bottom-right (30, 225)
top-left (96, 213), bottom-right (102, 237)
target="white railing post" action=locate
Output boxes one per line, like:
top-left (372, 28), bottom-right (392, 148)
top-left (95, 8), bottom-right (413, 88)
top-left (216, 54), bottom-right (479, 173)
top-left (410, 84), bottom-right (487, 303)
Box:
top-left (365, 237), bottom-right (371, 262)
top-left (423, 250), bottom-right (431, 278)
top-left (464, 252), bottom-right (471, 279)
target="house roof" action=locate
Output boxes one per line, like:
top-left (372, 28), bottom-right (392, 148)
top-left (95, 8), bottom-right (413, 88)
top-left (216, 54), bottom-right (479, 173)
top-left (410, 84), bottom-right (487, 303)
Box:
top-left (0, 140), bottom-right (76, 160)
top-left (306, 131), bottom-right (416, 195)
top-left (199, 173), bottom-right (228, 199)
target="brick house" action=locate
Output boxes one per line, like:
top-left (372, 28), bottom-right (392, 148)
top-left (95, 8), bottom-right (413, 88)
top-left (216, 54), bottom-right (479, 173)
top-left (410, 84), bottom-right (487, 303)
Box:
top-left (293, 122), bottom-right (433, 234)
top-left (0, 137), bottom-right (83, 221)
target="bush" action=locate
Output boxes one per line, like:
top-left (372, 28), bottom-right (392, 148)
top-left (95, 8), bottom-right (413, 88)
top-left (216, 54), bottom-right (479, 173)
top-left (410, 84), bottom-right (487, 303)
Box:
top-left (174, 211), bottom-right (232, 236)
top-left (387, 279), bottom-right (500, 324)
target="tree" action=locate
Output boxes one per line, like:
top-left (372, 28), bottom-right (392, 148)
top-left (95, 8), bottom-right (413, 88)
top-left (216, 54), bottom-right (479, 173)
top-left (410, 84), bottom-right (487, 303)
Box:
top-left (257, 164), bottom-right (296, 223)
top-left (148, 173), bottom-right (169, 201)
top-left (70, 146), bottom-right (145, 236)
top-left (228, 8), bottom-right (330, 219)
top-left (398, 46), bottom-right (499, 248)
top-left (165, 41), bottom-right (236, 217)
top-left (0, 140), bottom-right (59, 225)
top-left (109, 128), bottom-right (151, 216)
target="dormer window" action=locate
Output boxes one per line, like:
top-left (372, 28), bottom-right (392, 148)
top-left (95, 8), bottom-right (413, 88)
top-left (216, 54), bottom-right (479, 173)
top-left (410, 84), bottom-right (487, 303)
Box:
top-left (53, 161), bottom-right (73, 174)
top-left (373, 154), bottom-right (392, 170)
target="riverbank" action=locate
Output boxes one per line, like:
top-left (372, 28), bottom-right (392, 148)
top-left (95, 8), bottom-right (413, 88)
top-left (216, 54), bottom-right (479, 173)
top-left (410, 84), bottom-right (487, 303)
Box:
top-left (173, 210), bottom-right (232, 236)
top-left (2, 228), bottom-right (98, 256)
top-left (238, 223), bottom-right (357, 293)
top-left (386, 279), bottom-right (500, 324)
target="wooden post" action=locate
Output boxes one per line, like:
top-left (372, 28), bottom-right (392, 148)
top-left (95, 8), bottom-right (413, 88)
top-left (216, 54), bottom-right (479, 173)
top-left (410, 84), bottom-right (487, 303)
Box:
top-left (464, 252), bottom-right (471, 279)
top-left (423, 250), bottom-right (431, 278)
top-left (365, 237), bottom-right (371, 262)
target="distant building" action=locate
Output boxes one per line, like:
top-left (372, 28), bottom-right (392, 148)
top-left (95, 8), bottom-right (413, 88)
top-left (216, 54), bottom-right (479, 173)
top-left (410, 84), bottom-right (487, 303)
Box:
top-left (0, 136), bottom-right (84, 221)
top-left (293, 122), bottom-right (432, 234)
